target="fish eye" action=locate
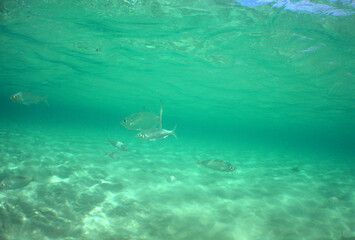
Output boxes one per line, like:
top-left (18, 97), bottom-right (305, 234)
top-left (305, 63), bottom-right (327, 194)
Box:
top-left (15, 95), bottom-right (18, 98)
top-left (123, 119), bottom-right (127, 123)
top-left (230, 166), bottom-right (234, 170)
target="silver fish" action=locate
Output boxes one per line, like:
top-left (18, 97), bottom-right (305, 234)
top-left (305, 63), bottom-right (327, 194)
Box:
top-left (9, 92), bottom-right (48, 106)
top-left (136, 126), bottom-right (177, 141)
top-left (107, 139), bottom-right (129, 152)
top-left (136, 101), bottom-right (177, 141)
top-left (197, 159), bottom-right (236, 172)
top-left (121, 102), bottom-right (162, 131)
top-left (0, 175), bottom-right (33, 190)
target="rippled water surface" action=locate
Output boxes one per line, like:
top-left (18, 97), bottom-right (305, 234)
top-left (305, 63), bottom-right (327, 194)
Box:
top-left (0, 0), bottom-right (354, 239)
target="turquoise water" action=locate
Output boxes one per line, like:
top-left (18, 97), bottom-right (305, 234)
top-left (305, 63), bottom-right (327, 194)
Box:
top-left (0, 0), bottom-right (354, 239)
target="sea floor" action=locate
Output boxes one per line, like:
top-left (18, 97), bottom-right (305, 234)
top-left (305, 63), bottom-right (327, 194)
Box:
top-left (0, 127), bottom-right (354, 240)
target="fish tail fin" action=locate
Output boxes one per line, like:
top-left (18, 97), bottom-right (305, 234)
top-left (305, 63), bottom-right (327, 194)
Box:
top-left (171, 124), bottom-right (178, 139)
top-left (193, 155), bottom-right (201, 164)
top-left (159, 100), bottom-right (163, 129)
top-left (105, 152), bottom-right (113, 158)
top-left (104, 150), bottom-right (113, 157)
top-left (42, 96), bottom-right (49, 106)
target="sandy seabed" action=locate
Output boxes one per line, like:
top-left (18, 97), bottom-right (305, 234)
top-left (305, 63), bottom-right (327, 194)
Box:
top-left (0, 127), bottom-right (354, 240)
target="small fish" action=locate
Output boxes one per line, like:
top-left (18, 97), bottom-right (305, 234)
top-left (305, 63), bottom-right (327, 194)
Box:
top-left (121, 102), bottom-right (163, 131)
top-left (197, 159), bottom-right (236, 172)
top-left (0, 175), bottom-right (33, 190)
top-left (10, 92), bottom-right (49, 106)
top-left (107, 139), bottom-right (129, 152)
top-left (105, 152), bottom-right (121, 160)
top-left (136, 125), bottom-right (177, 141)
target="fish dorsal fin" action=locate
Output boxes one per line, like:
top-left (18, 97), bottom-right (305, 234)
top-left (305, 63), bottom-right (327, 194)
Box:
top-left (159, 100), bottom-right (163, 130)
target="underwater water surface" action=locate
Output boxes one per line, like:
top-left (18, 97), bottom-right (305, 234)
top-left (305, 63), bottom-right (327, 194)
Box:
top-left (0, 0), bottom-right (354, 239)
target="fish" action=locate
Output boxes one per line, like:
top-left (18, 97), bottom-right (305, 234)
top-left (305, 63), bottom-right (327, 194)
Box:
top-left (136, 101), bottom-right (177, 141)
top-left (107, 139), bottom-right (129, 152)
top-left (105, 152), bottom-right (121, 160)
top-left (136, 125), bottom-right (177, 141)
top-left (9, 92), bottom-right (49, 106)
top-left (197, 159), bottom-right (236, 172)
top-left (121, 102), bottom-right (163, 131)
top-left (0, 175), bottom-right (34, 190)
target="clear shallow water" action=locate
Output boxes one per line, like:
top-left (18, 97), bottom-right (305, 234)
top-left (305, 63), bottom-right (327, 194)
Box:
top-left (0, 0), bottom-right (354, 239)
